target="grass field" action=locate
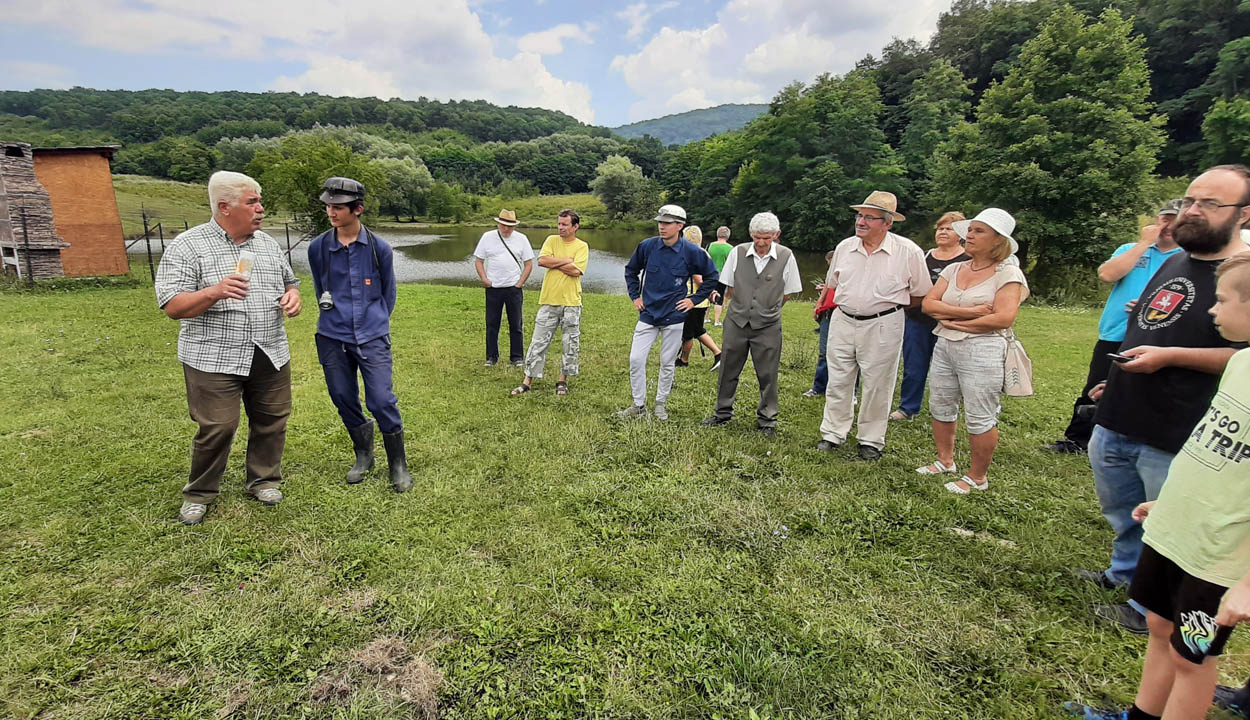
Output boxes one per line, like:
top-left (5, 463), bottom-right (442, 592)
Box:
top-left (1, 276), bottom-right (1244, 719)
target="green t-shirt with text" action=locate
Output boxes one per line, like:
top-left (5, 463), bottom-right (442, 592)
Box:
top-left (1144, 347), bottom-right (1250, 587)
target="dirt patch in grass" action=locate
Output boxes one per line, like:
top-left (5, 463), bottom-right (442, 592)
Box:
top-left (310, 635), bottom-right (444, 716)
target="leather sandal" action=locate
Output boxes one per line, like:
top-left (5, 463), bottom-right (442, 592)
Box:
top-left (555, 381), bottom-right (568, 396)
top-left (509, 384), bottom-right (530, 396)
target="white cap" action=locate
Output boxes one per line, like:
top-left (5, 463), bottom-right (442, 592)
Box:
top-left (654, 204), bottom-right (687, 223)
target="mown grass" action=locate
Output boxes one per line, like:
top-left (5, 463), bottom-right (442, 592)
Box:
top-left (0, 280), bottom-right (1244, 719)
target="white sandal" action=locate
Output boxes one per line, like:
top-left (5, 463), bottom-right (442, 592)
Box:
top-left (944, 475), bottom-right (989, 494)
top-left (916, 459), bottom-right (958, 475)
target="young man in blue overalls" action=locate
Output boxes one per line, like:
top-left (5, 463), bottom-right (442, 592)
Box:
top-left (308, 177), bottom-right (413, 493)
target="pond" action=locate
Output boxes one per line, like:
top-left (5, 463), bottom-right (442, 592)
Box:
top-left (130, 224), bottom-right (833, 301)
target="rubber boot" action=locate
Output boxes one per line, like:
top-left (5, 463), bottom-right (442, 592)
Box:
top-left (382, 429), bottom-right (413, 493)
top-left (345, 421), bottom-right (375, 485)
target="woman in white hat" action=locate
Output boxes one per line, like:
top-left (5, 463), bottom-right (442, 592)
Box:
top-left (916, 208), bottom-right (1029, 493)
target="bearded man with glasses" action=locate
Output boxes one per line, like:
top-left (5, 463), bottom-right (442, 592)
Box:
top-left (1072, 164), bottom-right (1250, 637)
top-left (816, 191), bottom-right (932, 460)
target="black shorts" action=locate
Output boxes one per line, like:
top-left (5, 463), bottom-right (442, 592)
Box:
top-left (1129, 543), bottom-right (1233, 664)
top-left (682, 307), bottom-right (708, 341)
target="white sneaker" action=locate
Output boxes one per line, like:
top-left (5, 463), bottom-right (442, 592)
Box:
top-left (251, 487), bottom-right (283, 506)
top-left (653, 403), bottom-right (668, 421)
top-left (616, 405), bottom-right (648, 420)
top-left (179, 501), bottom-right (208, 525)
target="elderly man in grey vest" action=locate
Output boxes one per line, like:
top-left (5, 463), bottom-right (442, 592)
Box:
top-left (701, 212), bottom-right (802, 436)
top-left (817, 191), bottom-right (932, 460)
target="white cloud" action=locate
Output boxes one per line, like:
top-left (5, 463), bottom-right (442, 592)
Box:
top-left (14, 0), bottom-right (597, 123)
top-left (611, 0), bottom-right (949, 122)
top-left (0, 61), bottom-right (73, 90)
top-left (617, 1), bottom-right (678, 42)
top-left (516, 23), bottom-right (594, 56)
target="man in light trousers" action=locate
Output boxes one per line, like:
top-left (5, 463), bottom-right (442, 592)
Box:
top-left (619, 204), bottom-right (718, 420)
top-left (817, 191), bottom-right (932, 460)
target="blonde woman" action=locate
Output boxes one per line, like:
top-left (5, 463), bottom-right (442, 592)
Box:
top-left (677, 226), bottom-right (723, 369)
top-left (916, 208), bottom-right (1028, 493)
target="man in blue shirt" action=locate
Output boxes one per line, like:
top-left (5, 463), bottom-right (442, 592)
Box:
top-left (307, 177), bottom-right (413, 493)
top-left (1044, 199), bottom-right (1184, 455)
top-left (619, 204), bottom-right (718, 421)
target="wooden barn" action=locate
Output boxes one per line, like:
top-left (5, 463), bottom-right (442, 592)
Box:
top-left (0, 141), bottom-right (70, 281)
top-left (0, 141), bottom-right (127, 281)
top-left (33, 145), bottom-right (127, 277)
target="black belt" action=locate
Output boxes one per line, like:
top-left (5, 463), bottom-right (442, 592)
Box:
top-left (840, 305), bottom-right (903, 321)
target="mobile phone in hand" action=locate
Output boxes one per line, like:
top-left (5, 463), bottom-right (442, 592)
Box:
top-left (1107, 352), bottom-right (1132, 363)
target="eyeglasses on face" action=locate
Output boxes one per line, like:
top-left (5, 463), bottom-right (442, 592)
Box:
top-left (1180, 198), bottom-right (1246, 213)
top-left (855, 213), bottom-right (886, 223)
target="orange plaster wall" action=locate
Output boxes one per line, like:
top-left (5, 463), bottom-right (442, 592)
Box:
top-left (33, 153), bottom-right (128, 276)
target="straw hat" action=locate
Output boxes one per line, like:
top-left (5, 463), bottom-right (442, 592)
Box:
top-left (849, 191), bottom-right (905, 222)
top-left (952, 208), bottom-right (1019, 255)
top-left (493, 209), bottom-right (520, 226)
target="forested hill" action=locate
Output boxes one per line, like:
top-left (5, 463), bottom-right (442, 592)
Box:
top-left (611, 104), bottom-right (768, 145)
top-left (0, 88), bottom-right (593, 147)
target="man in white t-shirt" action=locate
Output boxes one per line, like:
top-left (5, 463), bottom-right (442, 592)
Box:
top-left (473, 209), bottom-right (534, 367)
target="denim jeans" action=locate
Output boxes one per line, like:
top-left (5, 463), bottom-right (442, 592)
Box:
top-left (810, 312), bottom-right (831, 393)
top-left (898, 314), bottom-right (939, 416)
top-left (1088, 425), bottom-right (1176, 591)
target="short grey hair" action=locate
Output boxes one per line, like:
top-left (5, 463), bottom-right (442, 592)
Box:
top-left (749, 212), bottom-right (780, 235)
top-left (716, 226), bottom-right (730, 238)
top-left (208, 171), bottom-right (261, 214)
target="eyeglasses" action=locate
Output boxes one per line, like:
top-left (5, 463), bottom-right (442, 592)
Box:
top-left (855, 213), bottom-right (886, 223)
top-left (1180, 198), bottom-right (1246, 213)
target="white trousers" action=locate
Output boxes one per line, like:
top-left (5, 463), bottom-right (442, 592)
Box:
top-left (628, 321), bottom-right (684, 406)
top-left (819, 309), bottom-right (905, 449)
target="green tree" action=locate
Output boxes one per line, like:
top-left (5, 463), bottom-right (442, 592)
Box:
top-left (928, 7), bottom-right (1163, 282)
top-left (375, 156), bottom-right (434, 221)
top-left (899, 59), bottom-right (973, 181)
top-left (589, 154), bottom-right (654, 218)
top-left (426, 181), bottom-right (470, 223)
top-left (247, 135), bottom-right (387, 237)
top-left (1202, 97), bottom-right (1250, 165)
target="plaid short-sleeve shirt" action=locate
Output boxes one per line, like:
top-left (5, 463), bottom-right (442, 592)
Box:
top-left (155, 218), bottom-right (299, 375)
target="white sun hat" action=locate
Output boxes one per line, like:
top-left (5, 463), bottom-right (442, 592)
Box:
top-left (951, 208), bottom-right (1019, 255)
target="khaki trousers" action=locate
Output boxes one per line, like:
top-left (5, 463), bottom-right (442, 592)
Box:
top-left (819, 309), bottom-right (905, 449)
top-left (182, 349), bottom-right (291, 503)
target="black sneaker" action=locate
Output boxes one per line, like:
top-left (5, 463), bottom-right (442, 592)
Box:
top-left (701, 416), bottom-right (730, 427)
top-left (857, 444), bottom-right (882, 461)
top-left (484, 358), bottom-right (498, 367)
top-left (1071, 568), bottom-right (1120, 591)
top-left (1213, 684), bottom-right (1249, 719)
top-left (815, 439), bottom-right (839, 451)
top-left (1044, 439), bottom-right (1086, 455)
top-left (757, 425), bottom-right (776, 437)
top-left (709, 354), bottom-right (722, 371)
top-left (674, 358), bottom-right (689, 367)
top-left (1092, 603), bottom-right (1148, 634)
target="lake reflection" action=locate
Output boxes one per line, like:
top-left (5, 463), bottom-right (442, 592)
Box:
top-left (135, 224), bottom-right (831, 300)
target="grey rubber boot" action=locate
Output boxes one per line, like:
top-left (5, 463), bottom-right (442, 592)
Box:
top-left (382, 429), bottom-right (413, 493)
top-left (345, 421), bottom-right (375, 485)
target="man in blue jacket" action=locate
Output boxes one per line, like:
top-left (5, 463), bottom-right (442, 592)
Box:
top-left (619, 204), bottom-right (718, 421)
top-left (307, 177), bottom-right (413, 493)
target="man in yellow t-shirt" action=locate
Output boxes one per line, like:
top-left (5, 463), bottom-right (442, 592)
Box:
top-left (511, 209), bottom-right (589, 396)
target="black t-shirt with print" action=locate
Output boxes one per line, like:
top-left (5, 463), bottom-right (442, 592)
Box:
top-left (905, 249), bottom-right (971, 326)
top-left (1094, 252), bottom-right (1244, 453)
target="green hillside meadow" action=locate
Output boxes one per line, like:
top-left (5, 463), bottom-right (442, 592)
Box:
top-left (1, 277), bottom-right (1245, 718)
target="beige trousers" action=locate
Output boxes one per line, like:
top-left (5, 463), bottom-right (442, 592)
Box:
top-left (819, 309), bottom-right (905, 449)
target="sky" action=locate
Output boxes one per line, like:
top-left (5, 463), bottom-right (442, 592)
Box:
top-left (0, 0), bottom-right (952, 128)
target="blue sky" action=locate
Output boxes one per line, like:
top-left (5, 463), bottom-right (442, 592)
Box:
top-left (0, 0), bottom-right (950, 128)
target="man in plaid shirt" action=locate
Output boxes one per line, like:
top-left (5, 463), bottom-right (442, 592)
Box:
top-left (155, 171), bottom-right (302, 525)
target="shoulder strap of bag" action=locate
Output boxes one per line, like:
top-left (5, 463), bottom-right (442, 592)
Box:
top-left (497, 230), bottom-right (523, 270)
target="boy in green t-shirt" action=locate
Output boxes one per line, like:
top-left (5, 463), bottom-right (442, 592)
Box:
top-left (1067, 252), bottom-right (1250, 720)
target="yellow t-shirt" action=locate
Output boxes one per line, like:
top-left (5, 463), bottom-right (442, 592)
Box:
top-left (538, 235), bottom-right (589, 306)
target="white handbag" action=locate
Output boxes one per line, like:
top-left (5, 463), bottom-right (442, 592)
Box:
top-left (1003, 328), bottom-right (1034, 397)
